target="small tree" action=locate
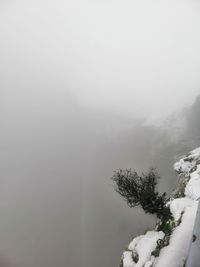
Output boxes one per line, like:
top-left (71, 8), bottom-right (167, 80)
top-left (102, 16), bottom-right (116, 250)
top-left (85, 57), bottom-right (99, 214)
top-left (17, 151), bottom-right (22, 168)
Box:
top-left (111, 168), bottom-right (172, 220)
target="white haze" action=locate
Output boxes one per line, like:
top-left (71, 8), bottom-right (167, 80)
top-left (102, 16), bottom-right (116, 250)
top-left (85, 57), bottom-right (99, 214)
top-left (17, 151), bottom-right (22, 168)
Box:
top-left (1, 0), bottom-right (200, 120)
top-left (1, 1), bottom-right (200, 267)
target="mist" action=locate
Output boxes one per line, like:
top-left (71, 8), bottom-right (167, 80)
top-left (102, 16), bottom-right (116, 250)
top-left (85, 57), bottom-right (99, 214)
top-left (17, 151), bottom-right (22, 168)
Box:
top-left (1, 1), bottom-right (200, 267)
top-left (1, 89), bottom-right (199, 267)
top-left (1, 0), bottom-right (200, 120)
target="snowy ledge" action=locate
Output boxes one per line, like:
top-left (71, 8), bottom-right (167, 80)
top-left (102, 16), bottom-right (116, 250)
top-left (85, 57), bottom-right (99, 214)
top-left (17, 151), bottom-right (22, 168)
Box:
top-left (121, 147), bottom-right (200, 267)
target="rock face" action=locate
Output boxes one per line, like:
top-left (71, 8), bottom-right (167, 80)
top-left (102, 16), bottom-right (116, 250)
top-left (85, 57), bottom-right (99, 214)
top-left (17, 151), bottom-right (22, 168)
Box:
top-left (121, 147), bottom-right (200, 267)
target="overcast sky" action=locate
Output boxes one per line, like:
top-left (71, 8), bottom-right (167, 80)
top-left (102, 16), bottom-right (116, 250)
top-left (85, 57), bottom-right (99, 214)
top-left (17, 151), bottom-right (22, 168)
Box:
top-left (1, 0), bottom-right (200, 121)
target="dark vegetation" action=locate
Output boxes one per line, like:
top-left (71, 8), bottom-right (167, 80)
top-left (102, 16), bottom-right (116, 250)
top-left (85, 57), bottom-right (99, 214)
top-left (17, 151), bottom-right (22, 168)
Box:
top-left (111, 168), bottom-right (172, 220)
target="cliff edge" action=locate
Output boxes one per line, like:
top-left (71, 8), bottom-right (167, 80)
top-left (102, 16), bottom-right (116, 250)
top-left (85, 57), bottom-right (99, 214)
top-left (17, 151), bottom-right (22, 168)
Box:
top-left (121, 147), bottom-right (200, 267)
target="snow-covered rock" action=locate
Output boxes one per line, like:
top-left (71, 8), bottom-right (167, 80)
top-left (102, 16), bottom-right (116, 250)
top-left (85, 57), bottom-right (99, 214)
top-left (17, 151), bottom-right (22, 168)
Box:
top-left (185, 165), bottom-right (200, 200)
top-left (122, 231), bottom-right (164, 267)
top-left (123, 251), bottom-right (135, 267)
top-left (169, 197), bottom-right (195, 221)
top-left (155, 202), bottom-right (198, 267)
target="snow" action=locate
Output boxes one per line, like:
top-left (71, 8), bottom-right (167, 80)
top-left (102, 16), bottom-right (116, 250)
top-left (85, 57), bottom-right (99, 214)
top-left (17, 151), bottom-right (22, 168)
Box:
top-left (174, 147), bottom-right (200, 174)
top-left (123, 231), bottom-right (164, 267)
top-left (174, 159), bottom-right (194, 174)
top-left (185, 165), bottom-right (200, 200)
top-left (169, 197), bottom-right (195, 221)
top-left (155, 202), bottom-right (198, 267)
top-left (174, 148), bottom-right (200, 199)
top-left (123, 251), bottom-right (135, 267)
top-left (188, 147), bottom-right (200, 158)
top-left (144, 263), bottom-right (152, 267)
top-left (122, 146), bottom-right (200, 267)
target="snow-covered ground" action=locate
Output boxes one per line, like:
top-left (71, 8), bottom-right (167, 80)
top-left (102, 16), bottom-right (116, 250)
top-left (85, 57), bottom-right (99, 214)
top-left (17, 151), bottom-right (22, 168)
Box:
top-left (123, 231), bottom-right (164, 267)
top-left (122, 147), bottom-right (200, 267)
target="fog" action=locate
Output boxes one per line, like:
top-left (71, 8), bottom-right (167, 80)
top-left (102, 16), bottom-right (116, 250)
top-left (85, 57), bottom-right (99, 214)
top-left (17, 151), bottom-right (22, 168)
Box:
top-left (1, 1), bottom-right (200, 267)
top-left (1, 0), bottom-right (200, 120)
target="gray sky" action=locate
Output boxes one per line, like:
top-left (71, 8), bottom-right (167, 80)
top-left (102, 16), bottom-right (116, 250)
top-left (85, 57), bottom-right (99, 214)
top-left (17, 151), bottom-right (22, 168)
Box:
top-left (1, 0), bottom-right (200, 120)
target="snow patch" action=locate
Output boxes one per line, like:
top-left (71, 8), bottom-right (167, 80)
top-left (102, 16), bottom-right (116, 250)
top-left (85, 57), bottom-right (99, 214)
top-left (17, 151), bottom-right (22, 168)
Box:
top-left (185, 166), bottom-right (200, 200)
top-left (155, 202), bottom-right (198, 267)
top-left (169, 197), bottom-right (195, 221)
top-left (174, 159), bottom-right (194, 174)
top-left (174, 147), bottom-right (200, 174)
top-left (123, 231), bottom-right (164, 267)
top-left (123, 251), bottom-right (135, 267)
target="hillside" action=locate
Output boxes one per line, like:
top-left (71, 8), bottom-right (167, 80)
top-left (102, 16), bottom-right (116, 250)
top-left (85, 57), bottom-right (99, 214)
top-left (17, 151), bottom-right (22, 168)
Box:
top-left (121, 147), bottom-right (200, 267)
